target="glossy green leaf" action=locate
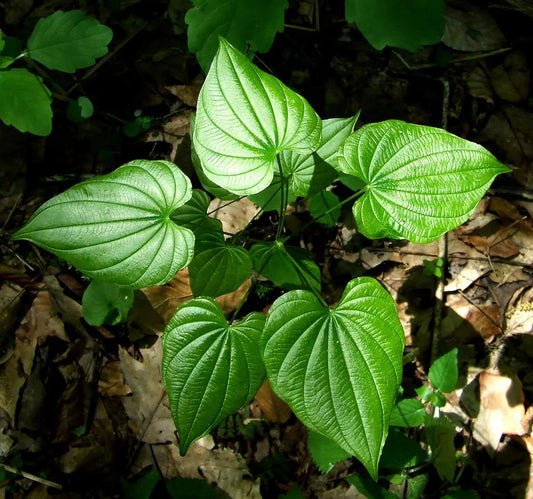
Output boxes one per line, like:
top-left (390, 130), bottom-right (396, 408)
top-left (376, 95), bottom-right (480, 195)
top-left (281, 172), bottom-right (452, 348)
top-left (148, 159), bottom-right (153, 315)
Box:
top-left (194, 37), bottom-right (321, 196)
top-left (389, 398), bottom-right (426, 427)
top-left (428, 348), bottom-right (458, 394)
top-left (162, 298), bottom-right (266, 454)
top-left (337, 120), bottom-right (509, 243)
top-left (67, 96), bottom-right (94, 123)
top-left (82, 280), bottom-right (134, 326)
top-left (309, 191), bottom-right (341, 227)
top-left (308, 430), bottom-right (351, 474)
top-left (0, 69), bottom-right (52, 135)
top-left (262, 277), bottom-right (405, 478)
top-left (345, 0), bottom-right (445, 52)
top-left (189, 230), bottom-right (252, 297)
top-left (281, 114), bottom-right (359, 197)
top-left (250, 242), bottom-right (321, 294)
top-left (26, 10), bottom-right (113, 73)
top-left (13, 160), bottom-right (195, 288)
top-left (186, 0), bottom-right (288, 73)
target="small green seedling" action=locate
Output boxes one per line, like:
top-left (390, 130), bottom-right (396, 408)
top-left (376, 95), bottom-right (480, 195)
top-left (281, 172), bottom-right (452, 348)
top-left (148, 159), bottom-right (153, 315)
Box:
top-left (12, 38), bottom-right (508, 481)
top-left (0, 10), bottom-right (112, 135)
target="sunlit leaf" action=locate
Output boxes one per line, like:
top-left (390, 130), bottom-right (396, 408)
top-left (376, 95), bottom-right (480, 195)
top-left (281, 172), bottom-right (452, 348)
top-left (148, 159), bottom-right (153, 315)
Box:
top-left (194, 37), bottom-right (321, 195)
top-left (262, 277), bottom-right (405, 478)
top-left (13, 160), bottom-right (195, 288)
top-left (428, 348), bottom-right (458, 394)
top-left (162, 297), bottom-right (265, 453)
top-left (337, 120), bottom-right (509, 243)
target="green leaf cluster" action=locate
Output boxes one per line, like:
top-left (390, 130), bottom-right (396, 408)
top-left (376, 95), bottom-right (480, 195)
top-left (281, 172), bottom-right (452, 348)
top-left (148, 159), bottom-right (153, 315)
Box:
top-left (12, 37), bottom-right (508, 484)
top-left (0, 10), bottom-right (112, 135)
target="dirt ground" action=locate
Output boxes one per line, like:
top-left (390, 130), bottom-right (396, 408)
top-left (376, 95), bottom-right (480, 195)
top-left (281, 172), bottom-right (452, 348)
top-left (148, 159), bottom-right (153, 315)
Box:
top-left (1, 0), bottom-right (533, 497)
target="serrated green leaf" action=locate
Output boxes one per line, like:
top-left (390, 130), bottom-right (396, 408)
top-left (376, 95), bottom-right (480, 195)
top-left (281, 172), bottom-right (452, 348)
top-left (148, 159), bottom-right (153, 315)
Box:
top-left (194, 37), bottom-right (321, 196)
top-left (67, 95), bottom-right (94, 123)
top-left (281, 114), bottom-right (359, 197)
top-left (337, 120), bottom-right (509, 243)
top-left (309, 191), bottom-right (341, 227)
top-left (250, 241), bottom-right (321, 294)
top-left (390, 398), bottom-right (426, 427)
top-left (424, 416), bottom-right (456, 482)
top-left (345, 0), bottom-right (445, 52)
top-left (428, 348), bottom-right (458, 393)
top-left (26, 10), bottom-right (113, 73)
top-left (162, 298), bottom-right (266, 453)
top-left (82, 280), bottom-right (134, 326)
top-left (13, 160), bottom-right (195, 288)
top-left (380, 428), bottom-right (427, 471)
top-left (0, 69), bottom-right (52, 135)
top-left (189, 231), bottom-right (252, 297)
top-left (186, 0), bottom-right (288, 73)
top-left (308, 430), bottom-right (351, 474)
top-left (262, 277), bottom-right (405, 479)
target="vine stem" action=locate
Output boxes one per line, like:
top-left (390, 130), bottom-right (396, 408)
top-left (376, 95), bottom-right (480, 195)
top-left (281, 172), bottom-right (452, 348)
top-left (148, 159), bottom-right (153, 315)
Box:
top-left (275, 155), bottom-right (288, 240)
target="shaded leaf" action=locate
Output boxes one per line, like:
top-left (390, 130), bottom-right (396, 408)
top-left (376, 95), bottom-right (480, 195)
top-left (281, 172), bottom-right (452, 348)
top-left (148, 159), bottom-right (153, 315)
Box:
top-left (67, 96), bottom-right (94, 123)
top-left (309, 191), bottom-right (340, 227)
top-left (250, 241), bottom-right (321, 294)
top-left (0, 69), bottom-right (52, 135)
top-left (27, 10), bottom-right (113, 73)
top-left (186, 0), bottom-right (288, 73)
top-left (345, 0), bottom-right (445, 52)
top-left (380, 428), bottom-right (427, 471)
top-left (82, 280), bottom-right (134, 326)
top-left (346, 475), bottom-right (400, 499)
top-left (13, 160), bottom-right (195, 288)
top-left (424, 416), bottom-right (456, 482)
top-left (162, 298), bottom-right (265, 453)
top-left (262, 277), bottom-right (405, 479)
top-left (308, 430), bottom-right (351, 474)
top-left (337, 120), bottom-right (509, 243)
top-left (390, 398), bottom-right (426, 427)
top-left (194, 38), bottom-right (321, 195)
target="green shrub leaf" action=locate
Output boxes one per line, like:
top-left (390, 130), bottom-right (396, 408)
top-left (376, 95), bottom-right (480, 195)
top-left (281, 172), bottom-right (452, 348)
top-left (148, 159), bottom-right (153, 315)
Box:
top-left (345, 0), bottom-right (445, 52)
top-left (389, 398), bottom-right (426, 427)
top-left (309, 191), bottom-right (341, 228)
top-left (337, 120), bottom-right (509, 243)
top-left (428, 348), bottom-right (458, 394)
top-left (26, 10), bottom-right (113, 73)
top-left (162, 298), bottom-right (266, 454)
top-left (0, 69), bottom-right (52, 135)
top-left (262, 277), bottom-right (405, 478)
top-left (194, 37), bottom-right (321, 196)
top-left (82, 280), bottom-right (134, 326)
top-left (380, 428), bottom-right (427, 471)
top-left (171, 189), bottom-right (220, 235)
top-left (13, 160), bottom-right (195, 288)
top-left (281, 114), bottom-right (359, 197)
top-left (186, 0), bottom-right (288, 73)
top-left (308, 430), bottom-right (352, 474)
top-left (189, 230), bottom-right (252, 297)
top-left (250, 242), bottom-right (321, 294)
top-left (67, 96), bottom-right (94, 123)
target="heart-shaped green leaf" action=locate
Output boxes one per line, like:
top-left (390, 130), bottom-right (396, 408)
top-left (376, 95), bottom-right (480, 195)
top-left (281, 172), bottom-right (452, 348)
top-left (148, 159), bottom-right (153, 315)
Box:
top-left (0, 69), bottom-right (52, 136)
top-left (337, 120), bottom-right (509, 243)
top-left (189, 230), bottom-right (252, 297)
top-left (250, 242), bottom-right (321, 294)
top-left (262, 277), bottom-right (405, 478)
top-left (26, 10), bottom-right (113, 73)
top-left (13, 160), bottom-right (195, 288)
top-left (281, 114), bottom-right (359, 197)
top-left (186, 0), bottom-right (288, 74)
top-left (194, 37), bottom-right (321, 196)
top-left (162, 298), bottom-right (266, 453)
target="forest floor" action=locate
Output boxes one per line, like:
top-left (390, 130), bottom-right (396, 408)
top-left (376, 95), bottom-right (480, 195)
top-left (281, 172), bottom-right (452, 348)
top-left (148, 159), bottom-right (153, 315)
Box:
top-left (1, 0), bottom-right (533, 498)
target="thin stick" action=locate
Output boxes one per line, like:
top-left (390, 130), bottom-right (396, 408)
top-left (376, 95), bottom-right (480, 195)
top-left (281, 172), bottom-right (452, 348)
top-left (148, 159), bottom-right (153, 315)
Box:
top-left (0, 463), bottom-right (63, 490)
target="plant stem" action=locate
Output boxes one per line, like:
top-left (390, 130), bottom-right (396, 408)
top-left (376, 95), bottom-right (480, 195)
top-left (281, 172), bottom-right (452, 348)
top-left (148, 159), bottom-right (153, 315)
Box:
top-left (275, 155), bottom-right (288, 240)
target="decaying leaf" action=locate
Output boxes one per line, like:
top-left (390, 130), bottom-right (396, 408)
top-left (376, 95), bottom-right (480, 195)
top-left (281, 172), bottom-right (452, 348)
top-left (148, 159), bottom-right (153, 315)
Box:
top-left (254, 380), bottom-right (292, 424)
top-left (505, 286), bottom-right (533, 335)
top-left (209, 197), bottom-right (260, 236)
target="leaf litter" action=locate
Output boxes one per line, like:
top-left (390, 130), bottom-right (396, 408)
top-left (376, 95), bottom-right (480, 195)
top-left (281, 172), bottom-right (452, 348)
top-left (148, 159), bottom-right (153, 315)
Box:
top-left (1, 0), bottom-right (533, 497)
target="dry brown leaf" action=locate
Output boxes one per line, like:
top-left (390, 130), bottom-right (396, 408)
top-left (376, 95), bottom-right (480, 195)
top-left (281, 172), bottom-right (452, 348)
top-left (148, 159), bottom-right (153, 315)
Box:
top-left (466, 65), bottom-right (494, 103)
top-left (166, 83), bottom-right (203, 107)
top-left (457, 220), bottom-right (520, 258)
top-left (442, 3), bottom-right (506, 51)
top-left (216, 278), bottom-right (252, 316)
top-left (489, 51), bottom-right (530, 103)
top-left (119, 339), bottom-right (175, 444)
top-left (254, 380), bottom-right (292, 423)
top-left (505, 286), bottom-right (533, 335)
top-left (98, 360), bottom-right (132, 397)
top-left (209, 197), bottom-right (260, 236)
